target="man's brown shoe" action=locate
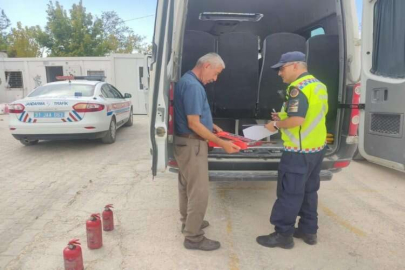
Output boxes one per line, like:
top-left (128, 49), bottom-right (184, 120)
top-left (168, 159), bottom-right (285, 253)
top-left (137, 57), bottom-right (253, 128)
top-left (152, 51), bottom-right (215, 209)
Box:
top-left (184, 237), bottom-right (221, 251)
top-left (181, 220), bottom-right (210, 233)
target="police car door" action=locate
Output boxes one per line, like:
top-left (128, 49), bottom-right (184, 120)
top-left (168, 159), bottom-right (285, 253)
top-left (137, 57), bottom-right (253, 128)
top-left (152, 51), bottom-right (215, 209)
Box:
top-left (108, 85), bottom-right (130, 124)
top-left (149, 0), bottom-right (186, 176)
top-left (359, 0), bottom-right (405, 172)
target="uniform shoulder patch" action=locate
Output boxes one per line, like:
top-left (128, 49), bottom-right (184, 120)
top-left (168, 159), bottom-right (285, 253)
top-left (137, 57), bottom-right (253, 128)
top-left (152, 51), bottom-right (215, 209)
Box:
top-left (288, 99), bottom-right (299, 113)
top-left (289, 87), bottom-right (300, 98)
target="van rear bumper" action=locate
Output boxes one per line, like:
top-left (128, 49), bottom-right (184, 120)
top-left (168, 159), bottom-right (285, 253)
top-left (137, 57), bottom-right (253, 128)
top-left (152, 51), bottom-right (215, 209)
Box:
top-left (168, 168), bottom-right (333, 181)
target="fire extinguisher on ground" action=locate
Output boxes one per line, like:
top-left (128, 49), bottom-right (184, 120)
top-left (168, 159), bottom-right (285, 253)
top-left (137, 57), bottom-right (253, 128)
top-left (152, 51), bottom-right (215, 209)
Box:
top-left (86, 213), bottom-right (103, 249)
top-left (63, 239), bottom-right (84, 270)
top-left (102, 204), bottom-right (114, 231)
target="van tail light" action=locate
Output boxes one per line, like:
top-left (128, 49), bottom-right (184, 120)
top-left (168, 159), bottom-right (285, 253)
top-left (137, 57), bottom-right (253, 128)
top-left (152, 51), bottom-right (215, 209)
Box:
top-left (73, 103), bottom-right (105, 112)
top-left (168, 83), bottom-right (174, 135)
top-left (349, 83), bottom-right (361, 136)
top-left (9, 103), bottom-right (25, 114)
top-left (333, 160), bottom-right (351, 169)
top-left (168, 158), bottom-right (178, 168)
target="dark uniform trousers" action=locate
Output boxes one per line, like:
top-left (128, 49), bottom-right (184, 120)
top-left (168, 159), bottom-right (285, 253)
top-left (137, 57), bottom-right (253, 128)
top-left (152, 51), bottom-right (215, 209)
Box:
top-left (270, 148), bottom-right (326, 235)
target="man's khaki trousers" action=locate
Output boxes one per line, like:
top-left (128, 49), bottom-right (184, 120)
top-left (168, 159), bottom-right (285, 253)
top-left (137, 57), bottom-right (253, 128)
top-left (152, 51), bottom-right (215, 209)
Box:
top-left (174, 136), bottom-right (209, 242)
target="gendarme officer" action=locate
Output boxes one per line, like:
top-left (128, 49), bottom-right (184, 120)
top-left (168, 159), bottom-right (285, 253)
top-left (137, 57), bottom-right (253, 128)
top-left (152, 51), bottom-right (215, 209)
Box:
top-left (257, 51), bottom-right (329, 249)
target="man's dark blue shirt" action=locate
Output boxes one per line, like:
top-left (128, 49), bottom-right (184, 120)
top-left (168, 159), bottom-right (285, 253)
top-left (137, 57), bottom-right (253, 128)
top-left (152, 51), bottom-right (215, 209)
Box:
top-left (174, 71), bottom-right (213, 135)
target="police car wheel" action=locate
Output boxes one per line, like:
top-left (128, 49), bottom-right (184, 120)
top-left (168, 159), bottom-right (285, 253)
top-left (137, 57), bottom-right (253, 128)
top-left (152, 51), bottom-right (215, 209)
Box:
top-left (124, 108), bottom-right (133, 127)
top-left (102, 118), bottom-right (116, 144)
top-left (20, 139), bottom-right (39, 146)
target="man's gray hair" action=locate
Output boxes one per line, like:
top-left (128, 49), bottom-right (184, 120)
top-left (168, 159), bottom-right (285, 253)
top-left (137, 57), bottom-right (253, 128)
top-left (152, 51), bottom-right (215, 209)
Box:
top-left (295, 61), bottom-right (308, 69)
top-left (196, 53), bottom-right (226, 69)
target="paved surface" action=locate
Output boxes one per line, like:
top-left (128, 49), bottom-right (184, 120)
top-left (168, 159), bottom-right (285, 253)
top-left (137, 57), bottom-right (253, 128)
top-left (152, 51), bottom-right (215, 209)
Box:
top-left (0, 114), bottom-right (405, 270)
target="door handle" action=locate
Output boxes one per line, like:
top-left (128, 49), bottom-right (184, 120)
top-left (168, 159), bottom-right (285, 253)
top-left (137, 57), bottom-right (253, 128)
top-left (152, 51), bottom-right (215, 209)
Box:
top-left (372, 88), bottom-right (388, 103)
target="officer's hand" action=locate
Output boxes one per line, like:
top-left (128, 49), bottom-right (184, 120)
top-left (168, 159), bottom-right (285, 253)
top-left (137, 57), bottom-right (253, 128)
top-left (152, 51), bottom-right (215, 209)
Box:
top-left (271, 112), bottom-right (280, 121)
top-left (221, 141), bottom-right (240, 153)
top-left (265, 121), bottom-right (277, 132)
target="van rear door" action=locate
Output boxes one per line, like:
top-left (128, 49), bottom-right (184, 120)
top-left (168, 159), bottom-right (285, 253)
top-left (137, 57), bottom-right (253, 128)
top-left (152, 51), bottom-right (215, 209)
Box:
top-left (359, 0), bottom-right (405, 172)
top-left (149, 0), bottom-right (186, 176)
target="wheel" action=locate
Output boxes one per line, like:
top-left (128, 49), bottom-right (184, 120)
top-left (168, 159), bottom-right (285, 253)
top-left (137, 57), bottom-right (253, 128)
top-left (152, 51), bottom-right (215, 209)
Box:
top-left (20, 139), bottom-right (39, 146)
top-left (124, 108), bottom-right (133, 127)
top-left (102, 117), bottom-right (117, 144)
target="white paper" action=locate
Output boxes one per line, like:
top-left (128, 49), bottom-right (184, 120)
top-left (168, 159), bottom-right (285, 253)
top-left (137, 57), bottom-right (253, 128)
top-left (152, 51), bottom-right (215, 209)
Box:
top-left (242, 125), bottom-right (278, 141)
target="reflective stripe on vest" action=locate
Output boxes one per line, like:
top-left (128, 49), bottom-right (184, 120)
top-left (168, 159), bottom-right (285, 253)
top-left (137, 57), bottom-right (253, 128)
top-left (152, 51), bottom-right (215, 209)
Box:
top-left (280, 75), bottom-right (328, 150)
top-left (301, 104), bottom-right (327, 140)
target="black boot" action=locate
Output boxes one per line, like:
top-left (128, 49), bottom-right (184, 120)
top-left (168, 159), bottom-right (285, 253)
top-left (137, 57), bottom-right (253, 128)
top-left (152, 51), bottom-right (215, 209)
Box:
top-left (256, 232), bottom-right (294, 249)
top-left (293, 229), bottom-right (317, 245)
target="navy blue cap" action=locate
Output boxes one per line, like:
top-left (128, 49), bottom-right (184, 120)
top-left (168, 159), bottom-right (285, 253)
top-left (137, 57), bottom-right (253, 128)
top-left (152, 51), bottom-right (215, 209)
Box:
top-left (271, 51), bottom-right (306, 69)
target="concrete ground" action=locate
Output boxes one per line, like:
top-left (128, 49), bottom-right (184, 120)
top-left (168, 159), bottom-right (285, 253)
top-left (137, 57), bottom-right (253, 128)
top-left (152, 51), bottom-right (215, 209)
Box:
top-left (0, 114), bottom-right (404, 270)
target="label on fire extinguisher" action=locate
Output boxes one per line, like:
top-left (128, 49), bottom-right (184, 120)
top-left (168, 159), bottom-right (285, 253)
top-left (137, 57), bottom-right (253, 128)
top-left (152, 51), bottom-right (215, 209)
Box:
top-left (87, 231), bottom-right (95, 243)
top-left (64, 260), bottom-right (79, 269)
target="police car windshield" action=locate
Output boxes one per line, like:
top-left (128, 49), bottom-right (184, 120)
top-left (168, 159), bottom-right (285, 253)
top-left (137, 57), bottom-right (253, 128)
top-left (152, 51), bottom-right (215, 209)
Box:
top-left (28, 84), bottom-right (95, 98)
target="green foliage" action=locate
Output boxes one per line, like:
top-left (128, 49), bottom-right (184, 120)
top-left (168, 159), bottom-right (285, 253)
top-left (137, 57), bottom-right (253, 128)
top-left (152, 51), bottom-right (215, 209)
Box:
top-left (1, 1), bottom-right (148, 57)
top-left (0, 9), bottom-right (11, 52)
top-left (40, 1), bottom-right (146, 56)
top-left (6, 22), bottom-right (42, 57)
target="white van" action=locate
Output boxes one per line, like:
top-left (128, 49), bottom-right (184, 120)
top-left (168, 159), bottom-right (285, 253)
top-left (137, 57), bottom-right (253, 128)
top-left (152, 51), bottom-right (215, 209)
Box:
top-left (149, 0), bottom-right (405, 179)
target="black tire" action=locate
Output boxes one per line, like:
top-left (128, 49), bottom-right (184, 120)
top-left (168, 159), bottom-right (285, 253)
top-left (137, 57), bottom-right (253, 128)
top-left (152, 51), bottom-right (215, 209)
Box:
top-left (102, 117), bottom-right (117, 144)
top-left (124, 108), bottom-right (133, 127)
top-left (20, 139), bottom-right (39, 146)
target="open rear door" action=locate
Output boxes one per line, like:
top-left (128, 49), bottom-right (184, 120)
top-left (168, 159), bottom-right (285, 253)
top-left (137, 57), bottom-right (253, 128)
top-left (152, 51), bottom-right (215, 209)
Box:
top-left (149, 0), bottom-right (170, 177)
top-left (149, 0), bottom-right (187, 176)
top-left (359, 0), bottom-right (405, 172)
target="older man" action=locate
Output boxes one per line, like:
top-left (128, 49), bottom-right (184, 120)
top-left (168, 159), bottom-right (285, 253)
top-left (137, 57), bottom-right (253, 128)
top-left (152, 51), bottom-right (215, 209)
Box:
top-left (174, 53), bottom-right (240, 251)
top-left (257, 51), bottom-right (328, 249)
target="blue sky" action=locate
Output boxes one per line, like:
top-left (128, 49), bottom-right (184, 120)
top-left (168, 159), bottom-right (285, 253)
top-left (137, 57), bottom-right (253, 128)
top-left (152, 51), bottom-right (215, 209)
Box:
top-left (356, 0), bottom-right (363, 23)
top-left (1, 0), bottom-right (158, 43)
top-left (1, 0), bottom-right (363, 44)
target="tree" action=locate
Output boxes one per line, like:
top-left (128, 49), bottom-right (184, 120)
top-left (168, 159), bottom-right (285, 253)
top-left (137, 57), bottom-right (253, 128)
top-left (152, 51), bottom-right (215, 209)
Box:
top-left (101, 11), bottom-right (145, 53)
top-left (39, 1), bottom-right (146, 56)
top-left (0, 9), bottom-right (11, 51)
top-left (6, 22), bottom-right (42, 57)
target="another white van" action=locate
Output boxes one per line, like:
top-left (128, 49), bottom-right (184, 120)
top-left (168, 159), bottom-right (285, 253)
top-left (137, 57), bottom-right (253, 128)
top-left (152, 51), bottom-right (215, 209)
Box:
top-left (149, 0), bottom-right (405, 179)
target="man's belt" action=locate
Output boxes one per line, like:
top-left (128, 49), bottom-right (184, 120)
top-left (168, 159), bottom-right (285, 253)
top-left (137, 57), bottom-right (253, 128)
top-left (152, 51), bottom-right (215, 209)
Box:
top-left (176, 133), bottom-right (206, 141)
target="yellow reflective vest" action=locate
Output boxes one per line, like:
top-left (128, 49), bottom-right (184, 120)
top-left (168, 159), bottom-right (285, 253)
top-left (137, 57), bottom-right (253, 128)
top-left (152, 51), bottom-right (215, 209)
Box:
top-left (279, 74), bottom-right (328, 153)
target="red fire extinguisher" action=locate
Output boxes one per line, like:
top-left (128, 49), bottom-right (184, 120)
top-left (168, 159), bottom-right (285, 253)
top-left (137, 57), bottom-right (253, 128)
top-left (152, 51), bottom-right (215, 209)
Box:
top-left (86, 213), bottom-right (103, 249)
top-left (102, 204), bottom-right (114, 231)
top-left (63, 239), bottom-right (84, 270)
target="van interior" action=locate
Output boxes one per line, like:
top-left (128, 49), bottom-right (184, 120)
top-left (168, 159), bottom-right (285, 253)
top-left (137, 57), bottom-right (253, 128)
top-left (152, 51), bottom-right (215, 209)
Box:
top-left (174, 0), bottom-right (345, 158)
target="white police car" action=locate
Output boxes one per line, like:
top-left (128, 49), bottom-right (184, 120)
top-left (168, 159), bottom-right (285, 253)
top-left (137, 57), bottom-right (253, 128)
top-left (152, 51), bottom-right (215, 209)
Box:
top-left (8, 76), bottom-right (133, 145)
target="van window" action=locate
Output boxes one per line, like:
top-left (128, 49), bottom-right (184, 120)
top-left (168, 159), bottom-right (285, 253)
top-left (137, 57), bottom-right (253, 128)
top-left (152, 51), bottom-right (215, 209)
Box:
top-left (166, 0), bottom-right (175, 63)
top-left (371, 0), bottom-right (405, 79)
top-left (310, 27), bottom-right (325, 37)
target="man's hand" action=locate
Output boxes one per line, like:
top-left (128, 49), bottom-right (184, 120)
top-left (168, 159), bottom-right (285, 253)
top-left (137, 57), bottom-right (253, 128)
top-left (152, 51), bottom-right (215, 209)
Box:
top-left (213, 124), bottom-right (223, 133)
top-left (265, 121), bottom-right (277, 132)
top-left (220, 141), bottom-right (241, 153)
top-left (271, 112), bottom-right (281, 121)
